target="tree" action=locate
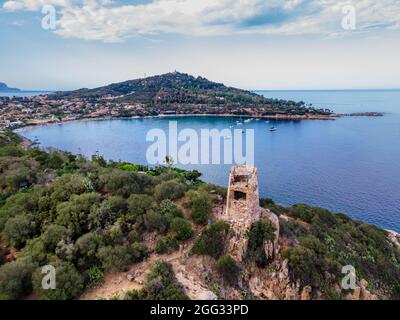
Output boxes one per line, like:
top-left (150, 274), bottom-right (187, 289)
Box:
top-left (0, 257), bottom-right (36, 300)
top-left (33, 259), bottom-right (84, 300)
top-left (3, 214), bottom-right (37, 249)
top-left (217, 255), bottom-right (240, 285)
top-left (154, 180), bottom-right (186, 201)
top-left (170, 217), bottom-right (194, 241)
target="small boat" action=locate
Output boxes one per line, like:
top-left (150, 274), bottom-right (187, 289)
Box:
top-left (244, 119), bottom-right (252, 123)
top-left (265, 121), bottom-right (270, 124)
top-left (269, 127), bottom-right (277, 132)
top-left (236, 122), bottom-right (243, 126)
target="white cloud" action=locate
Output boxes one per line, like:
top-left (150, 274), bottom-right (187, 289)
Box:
top-left (3, 0), bottom-right (400, 42)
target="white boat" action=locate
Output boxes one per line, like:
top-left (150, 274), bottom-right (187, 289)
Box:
top-left (269, 127), bottom-right (277, 132)
top-left (244, 119), bottom-right (252, 123)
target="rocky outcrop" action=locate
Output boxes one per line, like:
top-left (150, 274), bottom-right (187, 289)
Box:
top-left (345, 279), bottom-right (379, 300)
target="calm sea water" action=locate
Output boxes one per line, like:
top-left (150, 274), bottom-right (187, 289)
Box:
top-left (19, 90), bottom-right (400, 231)
top-left (0, 91), bottom-right (50, 97)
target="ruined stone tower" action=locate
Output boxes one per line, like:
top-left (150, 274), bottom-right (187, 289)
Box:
top-left (223, 165), bottom-right (279, 263)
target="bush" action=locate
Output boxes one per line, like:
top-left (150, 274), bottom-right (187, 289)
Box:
top-left (158, 199), bottom-right (183, 223)
top-left (89, 196), bottom-right (127, 229)
top-left (86, 266), bottom-right (104, 289)
top-left (42, 224), bottom-right (68, 252)
top-left (170, 218), bottom-right (194, 241)
top-left (191, 221), bottom-right (229, 259)
top-left (154, 180), bottom-right (186, 201)
top-left (3, 214), bottom-right (37, 249)
top-left (246, 220), bottom-right (276, 267)
top-left (139, 261), bottom-right (188, 300)
top-left (97, 245), bottom-right (132, 272)
top-left (55, 192), bottom-right (102, 237)
top-left (186, 190), bottom-right (213, 225)
top-left (99, 170), bottom-right (154, 198)
top-left (126, 194), bottom-right (154, 223)
top-left (0, 257), bottom-right (36, 299)
top-left (217, 255), bottom-right (240, 285)
top-left (33, 259), bottom-right (84, 300)
top-left (74, 232), bottom-right (104, 269)
top-left (143, 211), bottom-right (168, 233)
top-left (155, 236), bottom-right (179, 254)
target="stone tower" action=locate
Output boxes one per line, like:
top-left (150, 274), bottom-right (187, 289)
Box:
top-left (222, 165), bottom-right (279, 263)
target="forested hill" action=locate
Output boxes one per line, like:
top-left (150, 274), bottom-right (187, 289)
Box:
top-left (49, 72), bottom-right (331, 116)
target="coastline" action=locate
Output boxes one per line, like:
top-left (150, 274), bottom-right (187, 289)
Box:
top-left (13, 112), bottom-right (335, 133)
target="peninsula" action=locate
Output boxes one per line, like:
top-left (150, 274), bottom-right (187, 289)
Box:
top-left (0, 72), bottom-right (335, 130)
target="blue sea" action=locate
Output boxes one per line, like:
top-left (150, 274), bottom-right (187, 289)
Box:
top-left (18, 90), bottom-right (400, 232)
top-left (0, 91), bottom-right (50, 97)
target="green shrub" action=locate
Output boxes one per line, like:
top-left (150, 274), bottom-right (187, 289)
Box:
top-left (127, 194), bottom-right (154, 222)
top-left (3, 214), bottom-right (38, 249)
top-left (155, 236), bottom-right (179, 254)
top-left (170, 218), bottom-right (194, 241)
top-left (42, 224), bottom-right (68, 252)
top-left (86, 266), bottom-right (104, 289)
top-left (99, 170), bottom-right (154, 198)
top-left (0, 257), bottom-right (36, 299)
top-left (158, 199), bottom-right (183, 222)
top-left (143, 211), bottom-right (168, 233)
top-left (74, 232), bottom-right (104, 269)
top-left (139, 261), bottom-right (188, 300)
top-left (55, 192), bottom-right (102, 237)
top-left (186, 190), bottom-right (213, 225)
top-left (246, 220), bottom-right (276, 267)
top-left (33, 259), bottom-right (84, 300)
top-left (154, 180), bottom-right (186, 201)
top-left (217, 255), bottom-right (240, 285)
top-left (97, 245), bottom-right (132, 272)
top-left (191, 221), bottom-right (229, 258)
top-left (89, 196), bottom-right (127, 229)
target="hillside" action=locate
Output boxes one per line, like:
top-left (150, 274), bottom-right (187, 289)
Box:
top-left (50, 72), bottom-right (331, 116)
top-left (0, 83), bottom-right (20, 93)
top-left (0, 130), bottom-right (399, 300)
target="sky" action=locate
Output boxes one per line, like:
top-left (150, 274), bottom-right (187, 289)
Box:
top-left (1, 0), bottom-right (400, 91)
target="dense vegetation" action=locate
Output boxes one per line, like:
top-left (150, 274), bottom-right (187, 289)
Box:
top-left (0, 130), bottom-right (212, 300)
top-left (262, 201), bottom-right (400, 299)
top-left (1, 130), bottom-right (399, 300)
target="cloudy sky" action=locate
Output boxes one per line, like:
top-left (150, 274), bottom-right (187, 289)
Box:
top-left (1, 0), bottom-right (400, 90)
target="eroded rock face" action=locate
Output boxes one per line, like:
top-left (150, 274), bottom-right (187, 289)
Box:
top-left (245, 259), bottom-right (301, 300)
top-left (345, 279), bottom-right (379, 300)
